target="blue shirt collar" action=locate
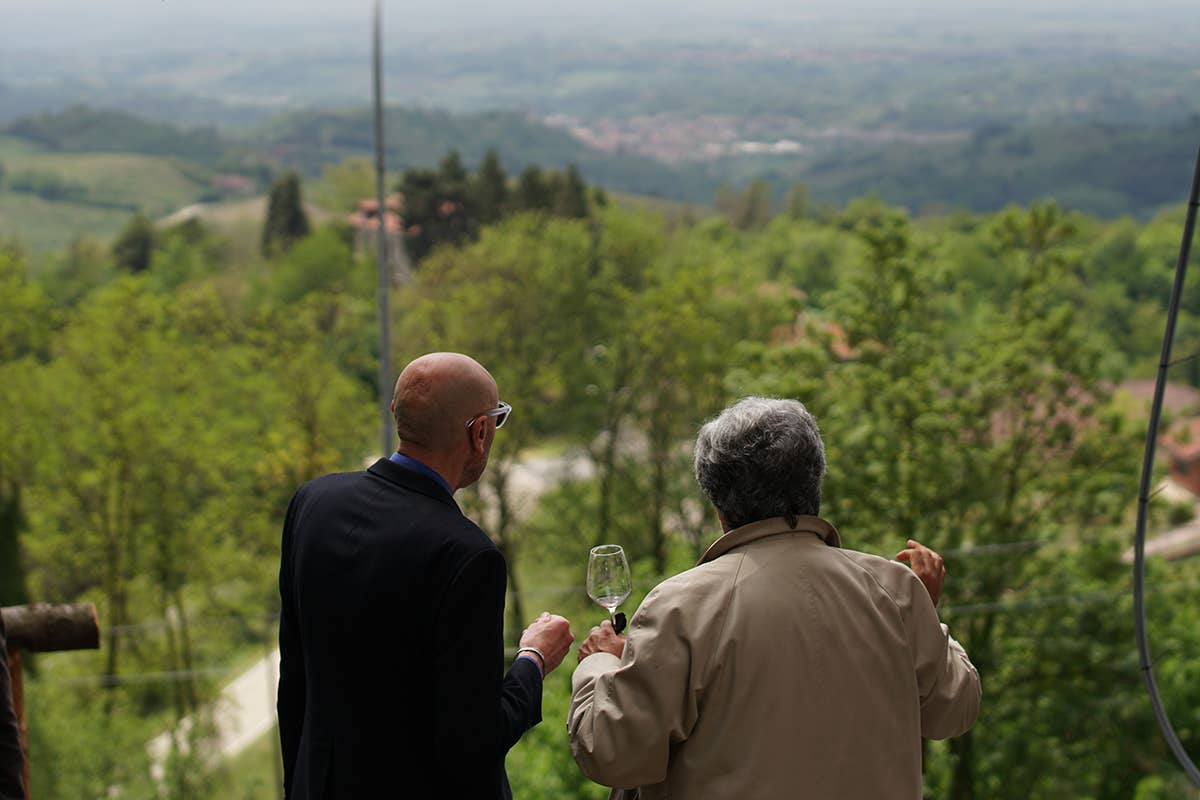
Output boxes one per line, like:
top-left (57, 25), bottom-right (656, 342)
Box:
top-left (389, 451), bottom-right (453, 496)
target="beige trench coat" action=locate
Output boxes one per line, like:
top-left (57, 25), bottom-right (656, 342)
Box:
top-left (568, 516), bottom-right (980, 800)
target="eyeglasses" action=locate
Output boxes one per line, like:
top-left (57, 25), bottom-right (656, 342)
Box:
top-left (465, 400), bottom-right (512, 430)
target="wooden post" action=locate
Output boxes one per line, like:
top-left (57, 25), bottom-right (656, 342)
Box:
top-left (7, 650), bottom-right (28, 800)
top-left (2, 604), bottom-right (100, 652)
top-left (2, 603), bottom-right (101, 800)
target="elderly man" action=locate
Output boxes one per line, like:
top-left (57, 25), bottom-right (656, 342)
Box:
top-left (569, 397), bottom-right (980, 799)
top-left (278, 352), bottom-right (574, 799)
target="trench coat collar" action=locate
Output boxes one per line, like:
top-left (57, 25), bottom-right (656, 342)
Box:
top-left (699, 515), bottom-right (842, 565)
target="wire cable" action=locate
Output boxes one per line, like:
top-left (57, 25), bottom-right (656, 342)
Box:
top-left (1133, 143), bottom-right (1200, 788)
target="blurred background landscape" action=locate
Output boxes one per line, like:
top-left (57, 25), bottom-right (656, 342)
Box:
top-left (2, 0), bottom-right (1200, 797)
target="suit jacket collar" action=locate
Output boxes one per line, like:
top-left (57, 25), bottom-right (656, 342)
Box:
top-left (698, 515), bottom-right (841, 565)
top-left (367, 457), bottom-right (460, 509)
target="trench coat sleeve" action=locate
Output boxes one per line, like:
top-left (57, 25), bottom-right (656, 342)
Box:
top-left (901, 571), bottom-right (981, 739)
top-left (568, 589), bottom-right (700, 790)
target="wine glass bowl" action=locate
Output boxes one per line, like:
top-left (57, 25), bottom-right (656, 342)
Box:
top-left (587, 544), bottom-right (632, 628)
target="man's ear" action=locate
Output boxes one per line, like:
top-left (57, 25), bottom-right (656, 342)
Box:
top-left (469, 419), bottom-right (487, 453)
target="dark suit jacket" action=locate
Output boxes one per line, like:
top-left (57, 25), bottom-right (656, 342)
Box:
top-left (277, 457), bottom-right (542, 799)
top-left (0, 615), bottom-right (24, 800)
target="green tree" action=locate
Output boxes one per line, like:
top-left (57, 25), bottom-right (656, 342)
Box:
top-left (149, 219), bottom-right (225, 292)
top-left (714, 182), bottom-right (739, 219)
top-left (474, 149), bottom-right (509, 224)
top-left (268, 226), bottom-right (364, 305)
top-left (41, 236), bottom-right (114, 307)
top-left (397, 167), bottom-right (441, 262)
top-left (741, 201), bottom-right (1143, 797)
top-left (785, 183), bottom-right (810, 220)
top-left (261, 171), bottom-right (311, 256)
top-left (0, 251), bottom-right (49, 607)
top-left (313, 157), bottom-right (376, 213)
top-left (397, 151), bottom-right (477, 263)
top-left (112, 212), bottom-right (156, 273)
top-left (714, 180), bottom-right (775, 230)
top-left (439, 148), bottom-right (469, 188)
top-left (515, 165), bottom-right (554, 213)
top-left (555, 164), bottom-right (590, 219)
top-left (400, 213), bottom-right (597, 643)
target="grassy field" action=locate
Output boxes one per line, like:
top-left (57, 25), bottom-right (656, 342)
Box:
top-left (11, 152), bottom-right (211, 214)
top-left (0, 129), bottom-right (696, 258)
top-left (0, 133), bottom-right (46, 160)
top-left (0, 191), bottom-right (132, 252)
top-left (0, 149), bottom-right (215, 251)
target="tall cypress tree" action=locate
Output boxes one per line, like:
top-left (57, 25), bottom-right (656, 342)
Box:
top-left (515, 166), bottom-right (553, 212)
top-left (398, 168), bottom-right (440, 263)
top-left (475, 149), bottom-right (509, 224)
top-left (785, 183), bottom-right (810, 220)
top-left (555, 164), bottom-right (590, 219)
top-left (112, 212), bottom-right (156, 273)
top-left (262, 171), bottom-right (311, 256)
top-left (438, 150), bottom-right (469, 188)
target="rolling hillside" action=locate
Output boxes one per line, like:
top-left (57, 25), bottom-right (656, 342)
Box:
top-left (1, 105), bottom-right (1197, 252)
top-left (0, 132), bottom-right (219, 251)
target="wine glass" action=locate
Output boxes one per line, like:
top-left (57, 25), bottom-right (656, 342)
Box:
top-left (587, 544), bottom-right (632, 632)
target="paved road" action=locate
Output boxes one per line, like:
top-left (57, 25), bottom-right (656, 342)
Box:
top-left (146, 648), bottom-right (280, 787)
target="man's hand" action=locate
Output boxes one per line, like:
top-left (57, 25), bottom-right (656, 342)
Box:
top-left (519, 612), bottom-right (574, 675)
top-left (577, 619), bottom-right (626, 663)
top-left (896, 539), bottom-right (946, 607)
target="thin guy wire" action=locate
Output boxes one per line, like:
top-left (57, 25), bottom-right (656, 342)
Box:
top-left (1132, 142), bottom-right (1200, 787)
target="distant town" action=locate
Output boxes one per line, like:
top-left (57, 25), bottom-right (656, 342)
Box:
top-left (541, 113), bottom-right (969, 163)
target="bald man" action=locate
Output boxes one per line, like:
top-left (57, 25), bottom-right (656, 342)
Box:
top-left (278, 353), bottom-right (574, 799)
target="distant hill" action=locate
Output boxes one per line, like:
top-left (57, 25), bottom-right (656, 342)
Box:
top-left (247, 108), bottom-right (1200, 218)
top-left (1, 105), bottom-right (720, 206)
top-left (1, 105), bottom-right (1198, 253)
top-left (792, 118), bottom-right (1200, 219)
top-left (0, 142), bottom-right (217, 252)
top-left (254, 107), bottom-right (719, 201)
top-left (5, 106), bottom-right (230, 166)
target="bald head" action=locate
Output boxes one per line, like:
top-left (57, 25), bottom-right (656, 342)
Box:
top-left (392, 353), bottom-right (498, 452)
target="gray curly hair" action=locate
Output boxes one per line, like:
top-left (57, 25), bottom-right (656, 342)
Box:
top-left (694, 397), bottom-right (826, 530)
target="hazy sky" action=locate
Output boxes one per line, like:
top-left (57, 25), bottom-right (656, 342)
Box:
top-left (4, 0), bottom-right (1196, 52)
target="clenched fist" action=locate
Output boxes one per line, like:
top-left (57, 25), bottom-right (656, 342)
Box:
top-left (895, 539), bottom-right (946, 607)
top-left (519, 612), bottom-right (574, 675)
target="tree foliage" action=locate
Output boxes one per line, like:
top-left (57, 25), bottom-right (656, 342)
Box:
top-left (112, 212), bottom-right (157, 273)
top-left (3, 187), bottom-right (1200, 799)
top-left (396, 152), bottom-right (596, 264)
top-left (261, 171), bottom-right (311, 256)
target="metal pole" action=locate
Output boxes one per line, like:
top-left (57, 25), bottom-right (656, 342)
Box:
top-left (373, 0), bottom-right (394, 457)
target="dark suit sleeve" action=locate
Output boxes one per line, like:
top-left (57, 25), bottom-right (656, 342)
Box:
top-left (0, 617), bottom-right (25, 800)
top-left (276, 492), bottom-right (305, 798)
top-left (433, 547), bottom-right (542, 789)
